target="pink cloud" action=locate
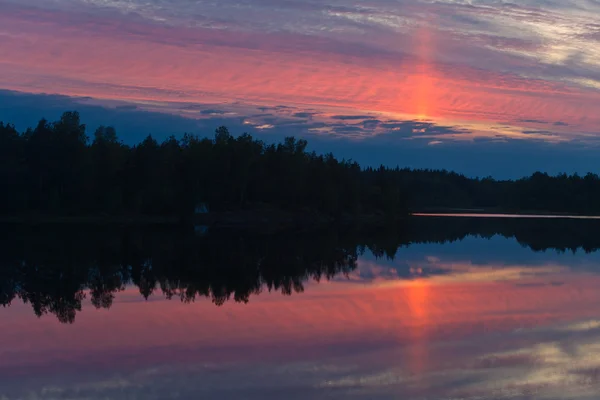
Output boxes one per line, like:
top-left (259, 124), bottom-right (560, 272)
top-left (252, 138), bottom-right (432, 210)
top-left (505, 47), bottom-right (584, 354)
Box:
top-left (1, 3), bottom-right (599, 142)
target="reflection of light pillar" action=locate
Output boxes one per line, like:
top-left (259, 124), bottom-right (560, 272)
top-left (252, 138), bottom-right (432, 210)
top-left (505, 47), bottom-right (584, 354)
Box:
top-left (406, 280), bottom-right (430, 386)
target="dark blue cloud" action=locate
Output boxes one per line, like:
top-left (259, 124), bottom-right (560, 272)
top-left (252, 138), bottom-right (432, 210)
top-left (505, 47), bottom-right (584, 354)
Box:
top-left (330, 115), bottom-right (377, 120)
top-left (200, 109), bottom-right (229, 115)
top-left (518, 118), bottom-right (551, 124)
top-left (517, 119), bottom-right (570, 127)
top-left (292, 112), bottom-right (318, 118)
top-left (257, 105), bottom-right (293, 111)
top-left (362, 119), bottom-right (381, 130)
top-left (0, 90), bottom-right (204, 143)
top-left (377, 120), bottom-right (468, 137)
top-left (307, 135), bottom-right (600, 179)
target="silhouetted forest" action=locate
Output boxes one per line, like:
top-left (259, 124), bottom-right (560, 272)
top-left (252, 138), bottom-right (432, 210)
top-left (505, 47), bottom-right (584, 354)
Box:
top-left (3, 217), bottom-right (600, 323)
top-left (0, 112), bottom-right (406, 221)
top-left (404, 170), bottom-right (600, 215)
top-left (3, 112), bottom-right (600, 219)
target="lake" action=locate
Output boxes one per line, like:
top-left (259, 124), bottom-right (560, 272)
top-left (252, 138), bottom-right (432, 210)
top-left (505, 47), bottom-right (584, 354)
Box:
top-left (2, 217), bottom-right (600, 399)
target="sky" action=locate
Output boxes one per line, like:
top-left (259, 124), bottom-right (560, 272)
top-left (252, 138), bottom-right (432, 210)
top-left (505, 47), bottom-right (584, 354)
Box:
top-left (1, 0), bottom-right (600, 177)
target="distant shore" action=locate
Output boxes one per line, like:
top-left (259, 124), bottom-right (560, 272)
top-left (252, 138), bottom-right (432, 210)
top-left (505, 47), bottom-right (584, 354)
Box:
top-left (3, 208), bottom-right (600, 230)
top-left (0, 214), bottom-right (180, 225)
top-left (411, 207), bottom-right (600, 217)
top-left (412, 212), bottom-right (600, 220)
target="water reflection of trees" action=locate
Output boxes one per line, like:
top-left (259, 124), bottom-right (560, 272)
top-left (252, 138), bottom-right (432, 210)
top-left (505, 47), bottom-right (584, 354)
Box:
top-left (0, 226), bottom-right (360, 323)
top-left (403, 217), bottom-right (600, 254)
top-left (3, 217), bottom-right (600, 323)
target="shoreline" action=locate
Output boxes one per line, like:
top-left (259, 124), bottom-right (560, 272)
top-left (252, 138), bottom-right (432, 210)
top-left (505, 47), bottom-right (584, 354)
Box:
top-left (0, 215), bottom-right (181, 225)
top-left (412, 212), bottom-right (600, 220)
top-left (0, 210), bottom-right (399, 230)
top-left (3, 209), bottom-right (600, 228)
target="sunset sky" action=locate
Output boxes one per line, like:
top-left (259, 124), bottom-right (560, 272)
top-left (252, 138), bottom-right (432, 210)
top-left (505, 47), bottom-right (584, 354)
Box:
top-left (1, 0), bottom-right (600, 177)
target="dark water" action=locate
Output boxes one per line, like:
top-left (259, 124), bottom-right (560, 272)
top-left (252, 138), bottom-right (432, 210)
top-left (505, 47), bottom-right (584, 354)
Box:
top-left (2, 217), bottom-right (600, 399)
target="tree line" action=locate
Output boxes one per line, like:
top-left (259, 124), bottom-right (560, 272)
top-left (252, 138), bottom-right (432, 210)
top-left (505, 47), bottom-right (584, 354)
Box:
top-left (3, 111), bottom-right (600, 218)
top-left (401, 169), bottom-right (600, 214)
top-left (0, 112), bottom-right (406, 220)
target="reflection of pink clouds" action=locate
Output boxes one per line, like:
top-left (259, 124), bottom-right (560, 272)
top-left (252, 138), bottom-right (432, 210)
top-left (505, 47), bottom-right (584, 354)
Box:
top-left (1, 6), bottom-right (600, 140)
top-left (3, 268), bottom-right (600, 379)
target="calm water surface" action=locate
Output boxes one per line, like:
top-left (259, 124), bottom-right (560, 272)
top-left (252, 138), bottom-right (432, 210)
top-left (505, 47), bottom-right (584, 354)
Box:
top-left (2, 218), bottom-right (600, 399)
top-left (413, 212), bottom-right (600, 219)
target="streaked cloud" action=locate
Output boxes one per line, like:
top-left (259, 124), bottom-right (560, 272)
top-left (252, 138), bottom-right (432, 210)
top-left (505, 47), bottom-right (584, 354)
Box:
top-left (0, 0), bottom-right (599, 174)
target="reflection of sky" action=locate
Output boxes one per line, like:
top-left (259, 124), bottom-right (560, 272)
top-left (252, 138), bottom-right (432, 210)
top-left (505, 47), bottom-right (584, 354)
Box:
top-left (3, 236), bottom-right (600, 398)
top-left (353, 235), bottom-right (600, 282)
